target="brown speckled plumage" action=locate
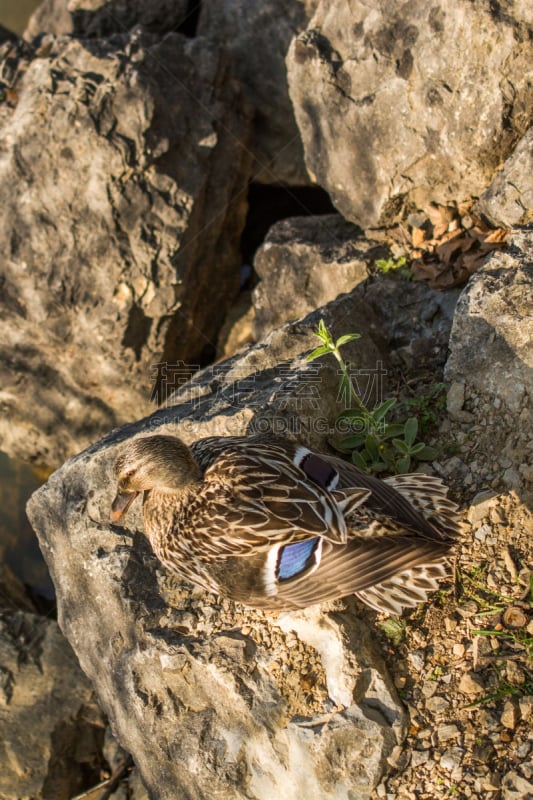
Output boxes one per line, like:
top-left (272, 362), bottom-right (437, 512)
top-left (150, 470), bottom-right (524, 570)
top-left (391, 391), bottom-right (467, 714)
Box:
top-left (111, 433), bottom-right (462, 614)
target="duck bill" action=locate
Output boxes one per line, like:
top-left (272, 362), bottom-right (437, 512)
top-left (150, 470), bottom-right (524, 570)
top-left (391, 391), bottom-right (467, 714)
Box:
top-left (111, 490), bottom-right (140, 522)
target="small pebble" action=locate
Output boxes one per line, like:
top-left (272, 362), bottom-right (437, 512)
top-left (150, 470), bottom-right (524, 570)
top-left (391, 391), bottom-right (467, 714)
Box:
top-left (500, 699), bottom-right (519, 730)
top-left (447, 382), bottom-right (465, 416)
top-left (421, 681), bottom-right (438, 698)
top-left (502, 771), bottom-right (533, 797)
top-left (506, 661), bottom-right (527, 685)
top-left (519, 696), bottom-right (533, 721)
top-left (516, 741), bottom-right (531, 759)
top-left (425, 695), bottom-right (449, 713)
top-left (467, 491), bottom-right (498, 525)
top-left (410, 750), bottom-right (429, 767)
top-left (440, 746), bottom-right (464, 771)
top-left (482, 771), bottom-right (501, 791)
top-left (438, 723), bottom-right (460, 742)
top-left (458, 600), bottom-right (479, 618)
top-left (458, 672), bottom-right (484, 695)
top-left (474, 524), bottom-right (491, 542)
top-left (502, 606), bottom-right (527, 629)
top-left (394, 675), bottom-right (407, 689)
top-left (407, 651), bottom-right (425, 671)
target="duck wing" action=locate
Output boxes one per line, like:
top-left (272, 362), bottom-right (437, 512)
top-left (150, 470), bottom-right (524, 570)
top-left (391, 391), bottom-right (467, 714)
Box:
top-left (316, 453), bottom-right (461, 542)
top-left (226, 534), bottom-right (451, 614)
top-left (192, 444), bottom-right (369, 557)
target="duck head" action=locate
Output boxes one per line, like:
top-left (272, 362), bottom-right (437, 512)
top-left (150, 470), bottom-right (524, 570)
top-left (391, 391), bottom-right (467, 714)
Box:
top-left (111, 435), bottom-right (201, 521)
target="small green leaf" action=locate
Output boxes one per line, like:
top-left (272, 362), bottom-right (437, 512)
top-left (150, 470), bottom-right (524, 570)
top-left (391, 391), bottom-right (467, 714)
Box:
top-left (351, 451), bottom-right (368, 470)
top-left (365, 435), bottom-right (380, 461)
top-left (306, 345), bottom-right (330, 362)
top-left (404, 417), bottom-right (418, 446)
top-left (392, 438), bottom-right (410, 454)
top-left (372, 397), bottom-right (396, 423)
top-left (396, 456), bottom-right (411, 473)
top-left (381, 423), bottom-right (405, 439)
top-left (409, 441), bottom-right (427, 455)
top-left (338, 434), bottom-right (366, 450)
top-left (416, 446), bottom-right (438, 461)
top-left (335, 333), bottom-right (361, 348)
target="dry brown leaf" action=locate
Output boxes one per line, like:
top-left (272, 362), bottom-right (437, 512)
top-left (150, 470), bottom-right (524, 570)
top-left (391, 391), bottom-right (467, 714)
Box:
top-left (433, 222), bottom-right (450, 239)
top-left (411, 226), bottom-right (427, 248)
top-left (484, 228), bottom-right (509, 243)
top-left (371, 200), bottom-right (509, 291)
top-left (460, 251), bottom-right (487, 271)
top-left (457, 199), bottom-right (474, 217)
top-left (436, 233), bottom-right (465, 264)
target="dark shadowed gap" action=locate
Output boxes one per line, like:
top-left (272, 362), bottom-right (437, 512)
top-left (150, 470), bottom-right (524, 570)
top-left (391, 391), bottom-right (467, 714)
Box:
top-left (241, 183), bottom-right (337, 267)
top-left (178, 1), bottom-right (202, 38)
top-left (0, 450), bottom-right (55, 601)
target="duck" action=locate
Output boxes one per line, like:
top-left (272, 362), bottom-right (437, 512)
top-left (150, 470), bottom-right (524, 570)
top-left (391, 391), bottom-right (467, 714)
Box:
top-left (111, 433), bottom-right (461, 615)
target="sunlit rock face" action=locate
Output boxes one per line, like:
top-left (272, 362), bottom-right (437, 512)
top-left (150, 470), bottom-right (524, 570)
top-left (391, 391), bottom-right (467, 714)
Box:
top-left (0, 30), bottom-right (251, 466)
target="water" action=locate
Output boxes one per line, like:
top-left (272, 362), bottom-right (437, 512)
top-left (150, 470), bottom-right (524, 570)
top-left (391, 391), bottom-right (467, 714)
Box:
top-left (0, 450), bottom-right (54, 598)
top-left (0, 0), bottom-right (42, 35)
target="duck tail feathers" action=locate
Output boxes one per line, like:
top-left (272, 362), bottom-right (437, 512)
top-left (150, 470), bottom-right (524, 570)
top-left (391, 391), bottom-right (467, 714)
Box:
top-left (355, 560), bottom-right (451, 615)
top-left (383, 473), bottom-right (462, 539)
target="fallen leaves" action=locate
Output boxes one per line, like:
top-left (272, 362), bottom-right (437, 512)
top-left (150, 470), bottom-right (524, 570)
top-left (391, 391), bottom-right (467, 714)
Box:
top-left (368, 200), bottom-right (510, 290)
top-left (411, 205), bottom-right (509, 289)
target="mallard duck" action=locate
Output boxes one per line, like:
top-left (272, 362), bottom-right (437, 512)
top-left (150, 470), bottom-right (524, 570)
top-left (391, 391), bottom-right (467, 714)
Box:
top-left (111, 434), bottom-right (461, 614)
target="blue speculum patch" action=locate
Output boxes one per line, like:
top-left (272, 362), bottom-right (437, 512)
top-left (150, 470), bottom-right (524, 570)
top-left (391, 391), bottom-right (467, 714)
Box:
top-left (277, 538), bottom-right (318, 581)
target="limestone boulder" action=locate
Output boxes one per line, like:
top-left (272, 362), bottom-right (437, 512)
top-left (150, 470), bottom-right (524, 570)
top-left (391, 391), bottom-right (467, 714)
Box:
top-left (27, 294), bottom-right (403, 800)
top-left (445, 225), bottom-right (533, 413)
top-left (251, 214), bottom-right (459, 373)
top-left (198, 0), bottom-right (317, 184)
top-left (476, 127), bottom-right (533, 228)
top-left (287, 0), bottom-right (533, 226)
top-left (252, 214), bottom-right (380, 337)
top-left (0, 609), bottom-right (106, 800)
top-left (24, 0), bottom-right (189, 40)
top-left (0, 30), bottom-right (251, 466)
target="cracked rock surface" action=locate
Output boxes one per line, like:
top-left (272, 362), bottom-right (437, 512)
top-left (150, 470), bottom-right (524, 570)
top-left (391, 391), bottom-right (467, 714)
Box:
top-left (287, 0), bottom-right (533, 226)
top-left (0, 29), bottom-right (251, 467)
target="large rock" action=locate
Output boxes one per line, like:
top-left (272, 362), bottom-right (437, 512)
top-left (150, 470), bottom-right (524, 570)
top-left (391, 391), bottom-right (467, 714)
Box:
top-left (476, 127), bottom-right (533, 228)
top-left (363, 278), bottom-right (461, 374)
top-left (0, 609), bottom-right (106, 799)
top-left (287, 0), bottom-right (533, 226)
top-left (251, 214), bottom-right (459, 372)
top-left (27, 295), bottom-right (404, 800)
top-left (252, 214), bottom-right (380, 337)
top-left (24, 0), bottom-right (189, 40)
top-left (0, 30), bottom-right (251, 466)
top-left (445, 225), bottom-right (533, 413)
top-left (198, 0), bottom-right (316, 184)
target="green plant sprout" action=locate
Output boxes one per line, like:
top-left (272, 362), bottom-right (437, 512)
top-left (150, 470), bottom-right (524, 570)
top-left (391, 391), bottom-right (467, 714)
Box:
top-left (377, 616), bottom-right (407, 646)
top-left (307, 320), bottom-right (438, 474)
top-left (400, 383), bottom-right (447, 435)
top-left (465, 662), bottom-right (533, 707)
top-left (375, 256), bottom-right (412, 279)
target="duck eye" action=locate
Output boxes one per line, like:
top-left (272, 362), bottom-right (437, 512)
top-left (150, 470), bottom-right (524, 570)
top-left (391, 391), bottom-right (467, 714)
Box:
top-left (119, 469), bottom-right (135, 488)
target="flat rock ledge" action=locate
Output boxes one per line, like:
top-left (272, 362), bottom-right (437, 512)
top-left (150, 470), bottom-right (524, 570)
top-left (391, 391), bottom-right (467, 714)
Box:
top-left (27, 295), bottom-right (405, 800)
